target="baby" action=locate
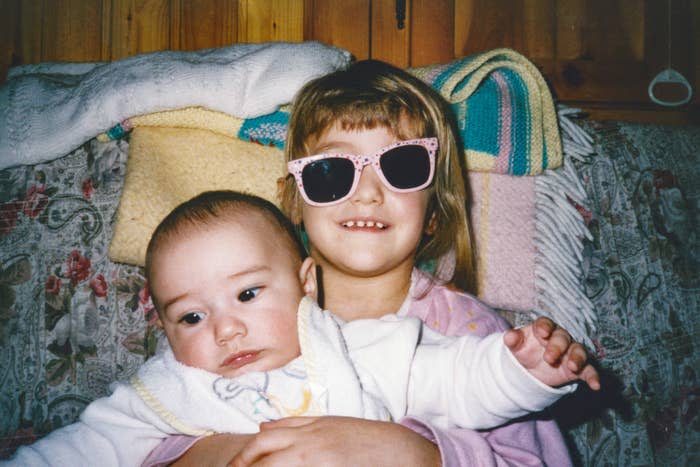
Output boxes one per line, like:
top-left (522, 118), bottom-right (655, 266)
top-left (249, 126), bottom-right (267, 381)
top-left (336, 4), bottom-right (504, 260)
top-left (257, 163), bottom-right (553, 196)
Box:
top-left (5, 190), bottom-right (593, 466)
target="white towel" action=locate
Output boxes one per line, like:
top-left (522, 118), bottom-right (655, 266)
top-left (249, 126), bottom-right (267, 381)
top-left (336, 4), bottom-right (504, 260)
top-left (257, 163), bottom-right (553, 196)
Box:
top-left (131, 297), bottom-right (389, 435)
top-left (0, 41), bottom-right (351, 170)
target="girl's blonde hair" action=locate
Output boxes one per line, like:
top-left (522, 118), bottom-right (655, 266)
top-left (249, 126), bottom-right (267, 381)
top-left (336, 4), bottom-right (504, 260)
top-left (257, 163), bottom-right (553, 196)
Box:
top-left (279, 60), bottom-right (476, 293)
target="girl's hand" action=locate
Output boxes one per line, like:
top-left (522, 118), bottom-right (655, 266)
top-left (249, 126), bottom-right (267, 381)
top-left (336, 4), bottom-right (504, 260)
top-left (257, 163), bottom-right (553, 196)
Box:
top-left (504, 316), bottom-right (600, 390)
top-left (171, 433), bottom-right (254, 467)
top-left (229, 416), bottom-right (441, 467)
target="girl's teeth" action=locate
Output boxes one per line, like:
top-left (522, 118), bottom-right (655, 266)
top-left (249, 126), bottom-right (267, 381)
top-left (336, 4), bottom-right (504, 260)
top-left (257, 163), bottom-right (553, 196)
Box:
top-left (343, 220), bottom-right (386, 229)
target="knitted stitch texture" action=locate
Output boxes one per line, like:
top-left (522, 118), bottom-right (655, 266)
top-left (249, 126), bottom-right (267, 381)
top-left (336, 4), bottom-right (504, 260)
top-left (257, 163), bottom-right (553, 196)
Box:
top-left (0, 42), bottom-right (351, 170)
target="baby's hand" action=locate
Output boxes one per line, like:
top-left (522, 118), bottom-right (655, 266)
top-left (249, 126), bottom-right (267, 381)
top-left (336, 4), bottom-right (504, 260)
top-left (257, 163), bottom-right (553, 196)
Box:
top-left (504, 317), bottom-right (600, 391)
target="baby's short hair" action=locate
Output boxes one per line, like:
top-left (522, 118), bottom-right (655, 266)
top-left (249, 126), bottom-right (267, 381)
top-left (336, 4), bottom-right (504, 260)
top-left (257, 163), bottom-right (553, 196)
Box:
top-left (145, 190), bottom-right (305, 293)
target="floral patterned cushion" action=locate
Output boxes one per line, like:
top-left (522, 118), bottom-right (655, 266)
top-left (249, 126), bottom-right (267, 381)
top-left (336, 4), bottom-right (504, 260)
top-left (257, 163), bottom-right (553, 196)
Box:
top-left (0, 138), bottom-right (162, 457)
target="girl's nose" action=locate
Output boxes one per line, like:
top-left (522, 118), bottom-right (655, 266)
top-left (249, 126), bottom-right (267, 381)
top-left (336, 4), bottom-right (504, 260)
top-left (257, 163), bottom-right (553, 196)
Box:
top-left (351, 166), bottom-right (384, 205)
top-left (215, 313), bottom-right (246, 345)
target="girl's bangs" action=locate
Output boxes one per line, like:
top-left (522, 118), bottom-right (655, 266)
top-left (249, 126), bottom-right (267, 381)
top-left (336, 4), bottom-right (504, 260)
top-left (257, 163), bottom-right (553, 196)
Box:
top-left (312, 103), bottom-right (428, 142)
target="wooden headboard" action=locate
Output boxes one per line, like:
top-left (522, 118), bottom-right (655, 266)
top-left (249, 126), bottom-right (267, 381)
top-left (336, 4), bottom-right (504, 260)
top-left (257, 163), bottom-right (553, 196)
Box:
top-left (2, 0), bottom-right (698, 124)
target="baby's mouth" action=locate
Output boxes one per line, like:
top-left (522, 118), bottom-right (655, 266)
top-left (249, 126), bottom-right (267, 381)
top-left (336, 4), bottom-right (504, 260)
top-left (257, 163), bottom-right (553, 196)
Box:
top-left (341, 220), bottom-right (387, 230)
top-left (221, 351), bottom-right (260, 371)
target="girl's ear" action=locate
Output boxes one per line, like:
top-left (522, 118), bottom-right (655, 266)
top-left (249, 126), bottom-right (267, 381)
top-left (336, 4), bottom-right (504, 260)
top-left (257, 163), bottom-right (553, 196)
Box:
top-left (424, 211), bottom-right (438, 235)
top-left (299, 257), bottom-right (318, 300)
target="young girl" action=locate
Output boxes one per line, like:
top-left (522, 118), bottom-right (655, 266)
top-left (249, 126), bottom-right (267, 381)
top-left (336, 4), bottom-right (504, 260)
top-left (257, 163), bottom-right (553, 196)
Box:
top-left (152, 59), bottom-right (596, 466)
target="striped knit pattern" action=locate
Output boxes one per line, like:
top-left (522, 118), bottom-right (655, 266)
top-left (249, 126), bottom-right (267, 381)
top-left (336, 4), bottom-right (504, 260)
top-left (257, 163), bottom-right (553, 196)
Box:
top-left (108, 49), bottom-right (561, 176)
top-left (410, 48), bottom-right (562, 176)
top-left (230, 48), bottom-right (562, 176)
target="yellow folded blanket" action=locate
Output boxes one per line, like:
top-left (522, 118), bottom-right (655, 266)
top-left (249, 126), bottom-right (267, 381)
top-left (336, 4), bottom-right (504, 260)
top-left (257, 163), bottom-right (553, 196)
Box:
top-left (108, 126), bottom-right (284, 265)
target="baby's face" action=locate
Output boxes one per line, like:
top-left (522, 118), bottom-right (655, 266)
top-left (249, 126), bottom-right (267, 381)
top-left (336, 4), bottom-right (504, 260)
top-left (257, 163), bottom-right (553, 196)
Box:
top-left (150, 214), bottom-right (306, 378)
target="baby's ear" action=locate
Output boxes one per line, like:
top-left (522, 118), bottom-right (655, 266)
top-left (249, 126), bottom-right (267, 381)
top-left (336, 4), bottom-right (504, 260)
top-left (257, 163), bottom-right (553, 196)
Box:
top-left (299, 257), bottom-right (318, 300)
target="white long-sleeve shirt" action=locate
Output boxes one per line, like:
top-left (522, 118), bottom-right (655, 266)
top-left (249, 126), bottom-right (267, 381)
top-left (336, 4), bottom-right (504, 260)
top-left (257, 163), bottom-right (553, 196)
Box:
top-left (5, 296), bottom-right (574, 466)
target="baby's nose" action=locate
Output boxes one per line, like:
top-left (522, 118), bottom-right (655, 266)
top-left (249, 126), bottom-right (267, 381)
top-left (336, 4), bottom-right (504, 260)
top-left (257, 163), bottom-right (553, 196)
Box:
top-left (215, 314), bottom-right (246, 344)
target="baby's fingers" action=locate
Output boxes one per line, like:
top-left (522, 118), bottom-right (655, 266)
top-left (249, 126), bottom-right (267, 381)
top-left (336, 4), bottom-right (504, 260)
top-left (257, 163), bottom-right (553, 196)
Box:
top-left (503, 328), bottom-right (525, 351)
top-left (564, 343), bottom-right (588, 372)
top-left (579, 364), bottom-right (601, 391)
top-left (532, 316), bottom-right (556, 339)
top-left (543, 326), bottom-right (572, 365)
top-left (565, 343), bottom-right (601, 390)
top-left (230, 426), bottom-right (294, 467)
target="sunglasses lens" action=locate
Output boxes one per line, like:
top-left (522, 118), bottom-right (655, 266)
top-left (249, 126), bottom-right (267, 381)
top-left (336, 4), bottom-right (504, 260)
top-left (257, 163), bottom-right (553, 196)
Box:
top-left (301, 158), bottom-right (355, 203)
top-left (380, 145), bottom-right (431, 189)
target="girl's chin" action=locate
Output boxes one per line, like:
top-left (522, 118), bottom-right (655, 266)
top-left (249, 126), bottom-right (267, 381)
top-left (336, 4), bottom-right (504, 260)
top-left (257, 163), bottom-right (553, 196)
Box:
top-left (337, 257), bottom-right (406, 277)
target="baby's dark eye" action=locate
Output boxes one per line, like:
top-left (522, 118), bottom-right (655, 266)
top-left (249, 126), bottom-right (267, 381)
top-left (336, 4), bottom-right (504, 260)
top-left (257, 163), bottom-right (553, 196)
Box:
top-left (238, 287), bottom-right (261, 302)
top-left (179, 311), bottom-right (205, 325)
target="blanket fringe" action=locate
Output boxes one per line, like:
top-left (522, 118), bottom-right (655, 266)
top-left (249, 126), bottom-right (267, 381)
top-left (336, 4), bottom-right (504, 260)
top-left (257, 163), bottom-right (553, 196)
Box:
top-left (532, 107), bottom-right (596, 349)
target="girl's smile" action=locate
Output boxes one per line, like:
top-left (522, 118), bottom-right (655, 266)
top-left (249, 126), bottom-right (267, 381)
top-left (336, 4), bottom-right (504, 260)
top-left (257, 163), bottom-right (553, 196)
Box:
top-left (340, 217), bottom-right (389, 230)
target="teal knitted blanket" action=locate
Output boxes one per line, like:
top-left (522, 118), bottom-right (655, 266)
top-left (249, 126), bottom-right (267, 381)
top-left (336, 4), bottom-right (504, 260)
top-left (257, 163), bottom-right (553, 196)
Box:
top-left (238, 48), bottom-right (563, 176)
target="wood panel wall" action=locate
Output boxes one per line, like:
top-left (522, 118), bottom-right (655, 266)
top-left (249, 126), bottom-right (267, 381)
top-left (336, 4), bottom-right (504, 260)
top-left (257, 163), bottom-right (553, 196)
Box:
top-left (1, 0), bottom-right (698, 123)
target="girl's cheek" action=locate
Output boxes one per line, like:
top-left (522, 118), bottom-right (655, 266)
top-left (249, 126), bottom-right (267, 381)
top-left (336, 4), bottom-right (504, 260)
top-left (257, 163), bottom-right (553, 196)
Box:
top-left (300, 208), bottom-right (330, 239)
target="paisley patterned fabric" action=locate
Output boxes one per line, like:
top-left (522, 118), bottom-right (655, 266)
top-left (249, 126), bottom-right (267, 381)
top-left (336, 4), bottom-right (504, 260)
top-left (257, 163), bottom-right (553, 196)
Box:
top-left (0, 137), bottom-right (163, 458)
top-left (0, 120), bottom-right (698, 465)
top-left (559, 121), bottom-right (700, 466)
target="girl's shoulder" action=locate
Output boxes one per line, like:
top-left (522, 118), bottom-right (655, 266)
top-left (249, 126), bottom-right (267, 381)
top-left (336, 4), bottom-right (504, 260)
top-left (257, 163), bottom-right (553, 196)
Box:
top-left (406, 268), bottom-right (511, 337)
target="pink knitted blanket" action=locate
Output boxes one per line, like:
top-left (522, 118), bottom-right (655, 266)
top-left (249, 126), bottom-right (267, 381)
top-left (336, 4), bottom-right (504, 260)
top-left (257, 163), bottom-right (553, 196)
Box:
top-left (468, 149), bottom-right (595, 347)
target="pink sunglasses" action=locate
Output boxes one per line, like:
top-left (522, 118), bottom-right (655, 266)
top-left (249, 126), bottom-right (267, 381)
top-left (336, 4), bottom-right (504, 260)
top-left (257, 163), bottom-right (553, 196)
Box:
top-left (287, 137), bottom-right (438, 206)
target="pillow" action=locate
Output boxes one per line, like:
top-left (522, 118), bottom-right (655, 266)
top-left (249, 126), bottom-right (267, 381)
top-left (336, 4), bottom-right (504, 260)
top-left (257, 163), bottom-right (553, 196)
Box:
top-left (108, 126), bottom-right (284, 265)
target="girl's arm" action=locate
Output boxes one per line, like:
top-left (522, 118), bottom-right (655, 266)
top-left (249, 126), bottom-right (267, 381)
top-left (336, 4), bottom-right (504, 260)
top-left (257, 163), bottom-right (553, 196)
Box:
top-left (231, 417), bottom-right (440, 467)
top-left (401, 415), bottom-right (572, 467)
top-left (148, 433), bottom-right (252, 467)
top-left (158, 413), bottom-right (569, 467)
top-left (156, 419), bottom-right (439, 467)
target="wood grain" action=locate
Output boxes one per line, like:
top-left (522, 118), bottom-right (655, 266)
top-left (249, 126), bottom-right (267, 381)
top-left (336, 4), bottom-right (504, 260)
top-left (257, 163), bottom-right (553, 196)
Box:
top-left (371, 0), bottom-right (410, 67)
top-left (109, 0), bottom-right (172, 60)
top-left (0, 0), bottom-right (19, 80)
top-left (306, 0), bottom-right (370, 61)
top-left (176, 0), bottom-right (238, 50)
top-left (0, 0), bottom-right (697, 122)
top-left (19, 0), bottom-right (45, 65)
top-left (238, 0), bottom-right (304, 43)
top-left (41, 0), bottom-right (103, 62)
top-left (411, 0), bottom-right (454, 66)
